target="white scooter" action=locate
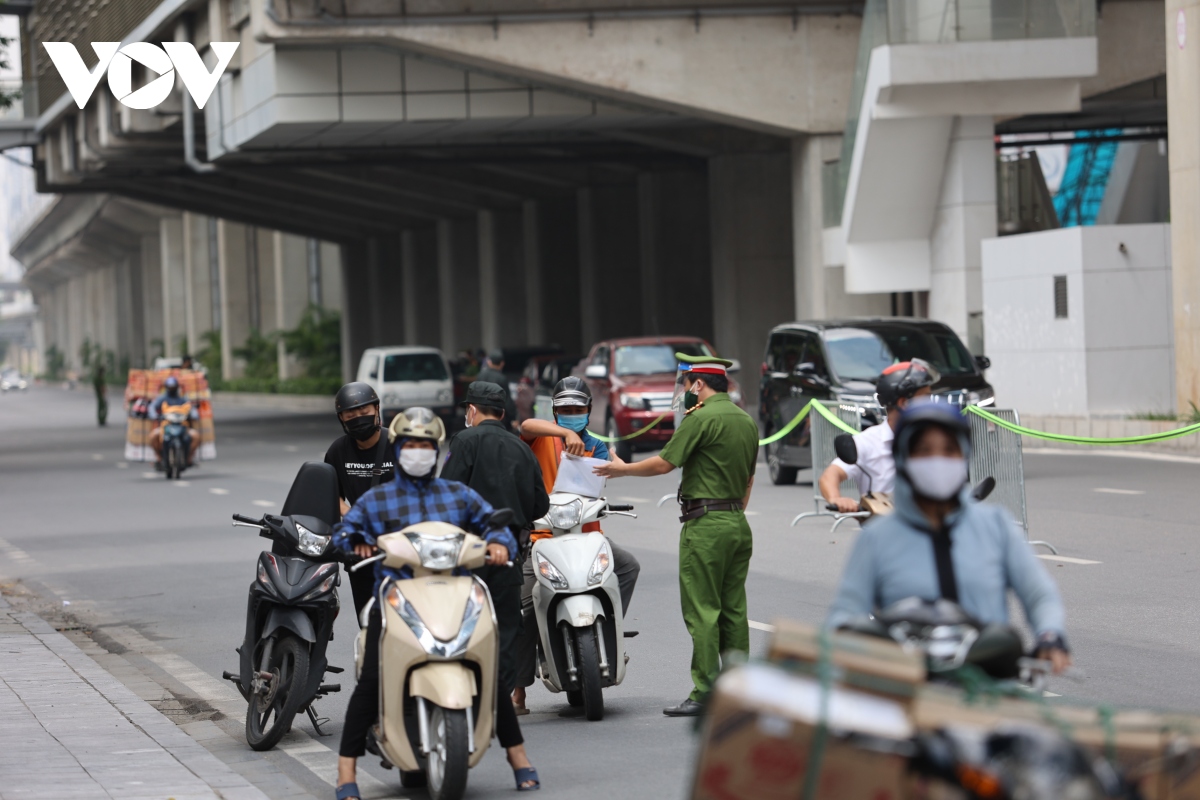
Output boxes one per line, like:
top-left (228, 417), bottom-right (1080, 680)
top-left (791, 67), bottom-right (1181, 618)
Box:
top-left (528, 492), bottom-right (636, 721)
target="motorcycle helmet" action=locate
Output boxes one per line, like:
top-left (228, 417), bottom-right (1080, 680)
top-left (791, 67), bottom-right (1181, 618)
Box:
top-left (875, 358), bottom-right (939, 408)
top-left (892, 400), bottom-right (971, 472)
top-left (334, 381), bottom-right (380, 437)
top-left (551, 376), bottom-right (592, 410)
top-left (388, 406), bottom-right (446, 448)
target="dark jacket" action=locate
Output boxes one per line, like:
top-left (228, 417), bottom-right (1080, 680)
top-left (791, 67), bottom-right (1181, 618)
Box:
top-left (475, 367), bottom-right (518, 428)
top-left (442, 418), bottom-right (550, 585)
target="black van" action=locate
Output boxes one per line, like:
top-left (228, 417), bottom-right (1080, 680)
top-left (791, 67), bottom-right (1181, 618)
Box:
top-left (759, 318), bottom-right (994, 485)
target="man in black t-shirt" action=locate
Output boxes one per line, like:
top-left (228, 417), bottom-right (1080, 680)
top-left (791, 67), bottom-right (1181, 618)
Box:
top-left (323, 381), bottom-right (393, 618)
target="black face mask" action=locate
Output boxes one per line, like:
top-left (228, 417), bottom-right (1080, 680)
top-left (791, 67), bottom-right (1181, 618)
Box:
top-left (344, 414), bottom-right (379, 441)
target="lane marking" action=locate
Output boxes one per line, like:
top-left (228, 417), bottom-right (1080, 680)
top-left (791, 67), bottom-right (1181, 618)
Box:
top-left (252, 500), bottom-right (274, 508)
top-left (116, 462), bottom-right (129, 469)
top-left (91, 453), bottom-right (104, 461)
top-left (209, 488), bottom-right (230, 496)
top-left (617, 496), bottom-right (650, 503)
top-left (745, 511), bottom-right (761, 516)
top-left (1028, 447), bottom-right (1200, 465)
top-left (748, 620), bottom-right (776, 633)
top-left (1093, 487), bottom-right (1145, 495)
top-left (1044, 691), bottom-right (1061, 697)
top-left (142, 472), bottom-right (158, 479)
top-left (172, 480), bottom-right (190, 488)
top-left (1037, 554), bottom-right (1102, 565)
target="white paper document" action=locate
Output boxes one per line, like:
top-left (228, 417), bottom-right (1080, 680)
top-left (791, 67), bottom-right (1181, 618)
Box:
top-left (552, 452), bottom-right (608, 498)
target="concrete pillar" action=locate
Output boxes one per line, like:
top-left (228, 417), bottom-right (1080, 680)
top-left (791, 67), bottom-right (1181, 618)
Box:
top-left (478, 209), bottom-right (500, 351)
top-left (406, 227), bottom-right (441, 347)
top-left (140, 235), bottom-right (163, 364)
top-left (929, 116), bottom-right (996, 352)
top-left (495, 206), bottom-right (527, 347)
top-left (709, 152), bottom-right (795, 375)
top-left (437, 220), bottom-right (457, 355)
top-left (438, 218), bottom-right (481, 356)
top-left (160, 216), bottom-right (186, 358)
top-left (320, 241), bottom-right (342, 314)
top-left (523, 200), bottom-right (544, 345)
top-left (638, 174), bottom-right (661, 336)
top-left (577, 188), bottom-right (598, 348)
top-left (1168, 0), bottom-right (1200, 409)
top-left (401, 230), bottom-right (419, 345)
top-left (217, 219), bottom-right (251, 380)
top-left (340, 240), bottom-right (372, 382)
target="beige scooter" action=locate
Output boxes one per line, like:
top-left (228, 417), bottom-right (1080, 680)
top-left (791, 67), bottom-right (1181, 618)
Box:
top-left (351, 516), bottom-right (508, 800)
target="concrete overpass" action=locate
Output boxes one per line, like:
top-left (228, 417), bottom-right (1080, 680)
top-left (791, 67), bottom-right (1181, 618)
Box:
top-left (10, 0), bottom-right (1174, 395)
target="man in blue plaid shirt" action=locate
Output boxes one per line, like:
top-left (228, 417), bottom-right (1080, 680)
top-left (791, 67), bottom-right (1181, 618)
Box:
top-left (332, 408), bottom-right (517, 800)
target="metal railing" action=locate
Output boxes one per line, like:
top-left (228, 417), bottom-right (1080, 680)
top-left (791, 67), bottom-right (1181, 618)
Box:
top-left (966, 407), bottom-right (1054, 552)
top-left (826, 0), bottom-right (1097, 227)
top-left (790, 402), bottom-right (864, 527)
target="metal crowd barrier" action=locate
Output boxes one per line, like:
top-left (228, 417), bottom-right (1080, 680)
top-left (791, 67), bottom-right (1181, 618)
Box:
top-left (790, 402), bottom-right (864, 527)
top-left (967, 408), bottom-right (1055, 553)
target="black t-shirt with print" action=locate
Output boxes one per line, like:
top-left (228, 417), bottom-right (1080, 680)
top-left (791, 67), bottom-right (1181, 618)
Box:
top-left (323, 434), bottom-right (395, 508)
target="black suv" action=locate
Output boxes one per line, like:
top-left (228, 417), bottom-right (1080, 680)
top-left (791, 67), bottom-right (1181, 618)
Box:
top-left (759, 318), bottom-right (994, 485)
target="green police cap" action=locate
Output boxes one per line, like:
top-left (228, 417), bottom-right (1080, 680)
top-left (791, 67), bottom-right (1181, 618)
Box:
top-left (676, 352), bottom-right (734, 375)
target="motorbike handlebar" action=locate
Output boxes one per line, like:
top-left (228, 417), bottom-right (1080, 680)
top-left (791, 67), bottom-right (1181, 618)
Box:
top-left (349, 553), bottom-right (385, 573)
top-left (232, 513), bottom-right (263, 525)
top-left (607, 504), bottom-right (634, 512)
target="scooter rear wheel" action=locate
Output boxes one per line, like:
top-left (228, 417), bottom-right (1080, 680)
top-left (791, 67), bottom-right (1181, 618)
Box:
top-left (245, 634), bottom-right (310, 751)
top-left (425, 704), bottom-right (469, 800)
top-left (575, 628), bottom-right (605, 721)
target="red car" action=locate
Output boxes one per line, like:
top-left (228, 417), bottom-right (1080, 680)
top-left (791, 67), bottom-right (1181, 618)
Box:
top-left (576, 336), bottom-right (745, 460)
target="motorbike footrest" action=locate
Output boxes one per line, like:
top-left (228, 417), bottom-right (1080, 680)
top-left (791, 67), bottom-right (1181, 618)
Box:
top-left (623, 630), bottom-right (640, 638)
top-left (222, 671), bottom-right (240, 683)
top-left (325, 665), bottom-right (345, 674)
top-left (319, 683), bottom-right (342, 694)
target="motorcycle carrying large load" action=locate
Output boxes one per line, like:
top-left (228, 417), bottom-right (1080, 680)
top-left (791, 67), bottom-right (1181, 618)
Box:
top-left (690, 619), bottom-right (1200, 800)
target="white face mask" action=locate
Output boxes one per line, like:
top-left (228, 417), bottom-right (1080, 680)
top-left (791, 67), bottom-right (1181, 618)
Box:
top-left (399, 448), bottom-right (438, 477)
top-left (906, 456), bottom-right (967, 501)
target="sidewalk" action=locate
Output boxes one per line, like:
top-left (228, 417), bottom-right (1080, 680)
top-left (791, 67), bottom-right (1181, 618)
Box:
top-left (0, 596), bottom-right (268, 800)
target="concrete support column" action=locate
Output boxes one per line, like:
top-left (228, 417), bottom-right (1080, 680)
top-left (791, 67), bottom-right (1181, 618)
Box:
top-left (709, 153), bottom-right (795, 375)
top-left (523, 200), bottom-right (544, 345)
top-left (638, 174), bottom-right (661, 336)
top-left (929, 116), bottom-right (996, 351)
top-left (160, 216), bottom-right (186, 358)
top-left (576, 188), bottom-right (598, 348)
top-left (401, 230), bottom-right (419, 345)
top-left (792, 136), bottom-right (828, 321)
top-left (216, 219), bottom-right (251, 380)
top-left (438, 218), bottom-right (481, 355)
top-left (340, 240), bottom-right (372, 382)
top-left (478, 209), bottom-right (499, 351)
top-left (139, 235), bottom-right (163, 365)
top-left (437, 220), bottom-right (457, 355)
top-left (495, 207), bottom-right (527, 348)
top-left (1169, 0), bottom-right (1200, 409)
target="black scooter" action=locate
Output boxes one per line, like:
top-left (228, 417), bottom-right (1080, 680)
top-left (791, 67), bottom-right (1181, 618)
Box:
top-left (222, 462), bottom-right (346, 751)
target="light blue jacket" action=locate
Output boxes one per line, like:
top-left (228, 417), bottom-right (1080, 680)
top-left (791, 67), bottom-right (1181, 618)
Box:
top-left (825, 478), bottom-right (1066, 638)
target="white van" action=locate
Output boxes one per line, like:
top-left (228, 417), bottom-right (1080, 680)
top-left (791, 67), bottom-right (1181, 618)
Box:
top-left (356, 346), bottom-right (455, 423)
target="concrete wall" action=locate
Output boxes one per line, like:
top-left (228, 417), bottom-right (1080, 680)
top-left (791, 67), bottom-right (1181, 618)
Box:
top-left (982, 224), bottom-right (1173, 417)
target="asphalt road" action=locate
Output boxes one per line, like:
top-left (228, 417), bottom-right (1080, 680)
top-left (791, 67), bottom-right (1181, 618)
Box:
top-left (2, 385), bottom-right (1198, 799)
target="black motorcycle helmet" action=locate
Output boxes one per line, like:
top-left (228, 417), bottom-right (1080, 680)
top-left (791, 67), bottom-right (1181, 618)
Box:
top-left (551, 376), bottom-right (592, 410)
top-left (875, 358), bottom-right (939, 408)
top-left (334, 381), bottom-right (381, 437)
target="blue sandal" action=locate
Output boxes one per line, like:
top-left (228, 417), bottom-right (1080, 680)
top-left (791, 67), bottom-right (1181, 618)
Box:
top-left (335, 783), bottom-right (361, 800)
top-left (514, 766), bottom-right (541, 791)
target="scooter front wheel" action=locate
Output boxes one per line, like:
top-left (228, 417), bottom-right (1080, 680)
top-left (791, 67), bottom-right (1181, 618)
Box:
top-left (245, 634), bottom-right (310, 751)
top-left (575, 628), bottom-right (605, 721)
top-left (425, 704), bottom-right (469, 800)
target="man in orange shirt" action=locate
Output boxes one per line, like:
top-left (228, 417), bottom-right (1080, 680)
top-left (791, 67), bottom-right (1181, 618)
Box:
top-left (511, 376), bottom-right (641, 713)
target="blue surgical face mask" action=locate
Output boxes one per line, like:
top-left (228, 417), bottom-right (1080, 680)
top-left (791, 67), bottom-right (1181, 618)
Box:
top-left (557, 414), bottom-right (589, 433)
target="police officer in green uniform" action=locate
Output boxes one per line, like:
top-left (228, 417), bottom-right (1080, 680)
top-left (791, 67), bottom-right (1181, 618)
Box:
top-left (594, 353), bottom-right (758, 716)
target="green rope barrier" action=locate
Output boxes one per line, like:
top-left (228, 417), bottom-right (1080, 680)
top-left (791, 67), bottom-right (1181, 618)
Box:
top-left (809, 400), bottom-right (862, 435)
top-left (758, 402), bottom-right (814, 446)
top-left (586, 414), bottom-right (670, 443)
top-left (966, 405), bottom-right (1200, 445)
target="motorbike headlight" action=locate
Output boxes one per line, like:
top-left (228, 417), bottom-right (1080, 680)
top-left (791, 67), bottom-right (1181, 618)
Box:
top-left (382, 392), bottom-right (401, 407)
top-left (548, 499), bottom-right (584, 530)
top-left (587, 544), bottom-right (610, 586)
top-left (619, 393), bottom-right (645, 409)
top-left (386, 580), bottom-right (487, 659)
top-left (968, 388), bottom-right (995, 407)
top-left (296, 523), bottom-right (330, 557)
top-left (405, 531), bottom-right (464, 571)
top-left (535, 552), bottom-right (570, 590)
top-left (436, 388), bottom-right (452, 404)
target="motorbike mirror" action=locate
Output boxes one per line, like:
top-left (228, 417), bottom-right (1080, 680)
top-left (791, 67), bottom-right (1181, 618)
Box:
top-left (972, 476), bottom-right (996, 502)
top-left (488, 508), bottom-right (515, 529)
top-left (833, 434), bottom-right (858, 466)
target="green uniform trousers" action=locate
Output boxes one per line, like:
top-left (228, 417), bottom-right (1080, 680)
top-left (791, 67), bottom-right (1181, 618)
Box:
top-left (679, 510), bottom-right (753, 701)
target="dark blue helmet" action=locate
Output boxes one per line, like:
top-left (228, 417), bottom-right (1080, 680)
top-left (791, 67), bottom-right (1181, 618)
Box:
top-left (892, 400), bottom-right (971, 470)
top-left (164, 376), bottom-right (180, 393)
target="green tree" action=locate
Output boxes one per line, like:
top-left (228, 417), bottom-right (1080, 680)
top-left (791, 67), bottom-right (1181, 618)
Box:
top-left (281, 305), bottom-right (342, 380)
top-left (0, 36), bottom-right (21, 111)
top-left (44, 344), bottom-right (65, 380)
top-left (233, 329), bottom-right (278, 381)
top-left (195, 330), bottom-right (223, 379)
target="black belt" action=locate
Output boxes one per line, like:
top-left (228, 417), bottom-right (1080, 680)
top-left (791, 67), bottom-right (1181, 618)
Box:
top-left (679, 498), bottom-right (743, 523)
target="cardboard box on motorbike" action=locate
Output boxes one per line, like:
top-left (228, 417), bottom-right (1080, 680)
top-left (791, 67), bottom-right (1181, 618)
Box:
top-left (690, 662), bottom-right (911, 800)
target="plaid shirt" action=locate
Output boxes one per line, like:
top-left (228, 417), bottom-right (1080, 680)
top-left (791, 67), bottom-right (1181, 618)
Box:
top-left (334, 471), bottom-right (517, 596)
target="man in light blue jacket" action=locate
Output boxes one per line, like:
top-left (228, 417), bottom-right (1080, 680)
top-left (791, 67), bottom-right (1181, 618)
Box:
top-left (825, 401), bottom-right (1072, 674)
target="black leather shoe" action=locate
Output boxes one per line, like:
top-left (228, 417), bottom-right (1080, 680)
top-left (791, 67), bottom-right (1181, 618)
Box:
top-left (663, 698), bottom-right (704, 717)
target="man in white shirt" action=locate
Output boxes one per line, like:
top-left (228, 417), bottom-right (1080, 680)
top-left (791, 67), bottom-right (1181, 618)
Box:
top-left (819, 360), bottom-right (937, 512)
